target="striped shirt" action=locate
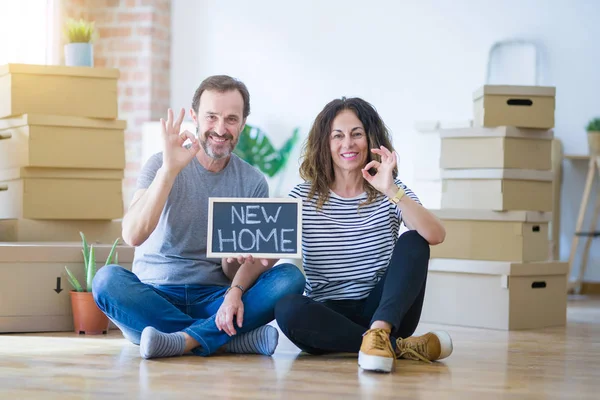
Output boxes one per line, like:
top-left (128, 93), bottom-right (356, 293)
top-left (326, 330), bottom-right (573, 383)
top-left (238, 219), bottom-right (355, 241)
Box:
top-left (289, 179), bottom-right (421, 302)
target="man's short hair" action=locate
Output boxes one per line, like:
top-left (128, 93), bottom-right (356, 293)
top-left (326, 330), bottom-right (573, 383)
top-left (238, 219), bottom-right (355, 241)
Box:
top-left (191, 75), bottom-right (250, 118)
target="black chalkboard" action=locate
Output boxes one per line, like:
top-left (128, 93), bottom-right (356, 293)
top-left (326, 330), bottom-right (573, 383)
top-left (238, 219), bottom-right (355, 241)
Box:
top-left (207, 197), bottom-right (302, 258)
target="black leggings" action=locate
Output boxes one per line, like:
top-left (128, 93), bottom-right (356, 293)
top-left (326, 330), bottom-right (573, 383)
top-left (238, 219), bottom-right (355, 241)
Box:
top-left (274, 230), bottom-right (430, 355)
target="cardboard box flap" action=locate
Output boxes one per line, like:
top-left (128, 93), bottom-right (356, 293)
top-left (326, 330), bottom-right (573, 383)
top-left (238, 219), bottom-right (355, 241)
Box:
top-left (0, 63), bottom-right (120, 79)
top-left (0, 114), bottom-right (127, 131)
top-left (0, 167), bottom-right (124, 181)
top-left (440, 126), bottom-right (553, 140)
top-left (414, 120), bottom-right (440, 133)
top-left (473, 85), bottom-right (556, 100)
top-left (439, 120), bottom-right (474, 129)
top-left (0, 243), bottom-right (134, 263)
top-left (414, 120), bottom-right (473, 133)
top-left (441, 168), bottom-right (554, 181)
top-left (428, 259), bottom-right (568, 276)
top-left (430, 209), bottom-right (552, 222)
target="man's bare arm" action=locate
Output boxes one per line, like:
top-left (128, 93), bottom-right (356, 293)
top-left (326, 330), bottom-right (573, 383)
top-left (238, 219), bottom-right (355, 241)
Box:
top-left (122, 108), bottom-right (200, 247)
top-left (121, 167), bottom-right (177, 246)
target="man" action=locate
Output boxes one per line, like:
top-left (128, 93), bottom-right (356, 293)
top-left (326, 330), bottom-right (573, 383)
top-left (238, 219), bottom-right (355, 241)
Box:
top-left (93, 75), bottom-right (306, 359)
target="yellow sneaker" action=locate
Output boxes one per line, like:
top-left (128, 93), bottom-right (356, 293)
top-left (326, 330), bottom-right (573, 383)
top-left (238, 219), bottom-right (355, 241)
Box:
top-left (396, 331), bottom-right (453, 363)
top-left (358, 328), bottom-right (395, 373)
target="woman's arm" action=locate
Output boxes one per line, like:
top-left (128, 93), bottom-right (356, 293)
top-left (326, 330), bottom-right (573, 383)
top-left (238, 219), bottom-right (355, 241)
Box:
top-left (362, 146), bottom-right (446, 246)
top-left (383, 185), bottom-right (446, 245)
top-left (221, 258), bottom-right (242, 280)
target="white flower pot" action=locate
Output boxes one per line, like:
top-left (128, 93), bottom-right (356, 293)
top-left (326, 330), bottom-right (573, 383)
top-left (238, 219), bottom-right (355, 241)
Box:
top-left (64, 43), bottom-right (94, 67)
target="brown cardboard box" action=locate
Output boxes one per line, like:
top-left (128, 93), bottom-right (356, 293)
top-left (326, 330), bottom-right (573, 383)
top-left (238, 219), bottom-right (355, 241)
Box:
top-left (0, 243), bottom-right (134, 333)
top-left (0, 219), bottom-right (123, 243)
top-left (441, 168), bottom-right (554, 211)
top-left (0, 64), bottom-right (119, 119)
top-left (0, 114), bottom-right (126, 170)
top-left (0, 167), bottom-right (124, 220)
top-left (473, 85), bottom-right (556, 129)
top-left (440, 126), bottom-right (553, 170)
top-left (429, 209), bottom-right (550, 262)
top-left (420, 258), bottom-right (568, 330)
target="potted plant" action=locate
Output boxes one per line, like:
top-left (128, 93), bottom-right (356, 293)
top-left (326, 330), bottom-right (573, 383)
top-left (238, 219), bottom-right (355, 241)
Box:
top-left (587, 118), bottom-right (600, 156)
top-left (233, 124), bottom-right (300, 196)
top-left (64, 18), bottom-right (97, 67)
top-left (64, 232), bottom-right (119, 334)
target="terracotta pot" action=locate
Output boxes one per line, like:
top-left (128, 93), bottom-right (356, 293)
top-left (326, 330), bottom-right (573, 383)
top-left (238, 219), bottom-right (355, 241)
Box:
top-left (587, 131), bottom-right (600, 155)
top-left (70, 291), bottom-right (110, 335)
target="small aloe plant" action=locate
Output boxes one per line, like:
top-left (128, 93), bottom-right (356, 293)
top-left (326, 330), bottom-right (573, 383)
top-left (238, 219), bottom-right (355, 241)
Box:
top-left (65, 232), bottom-right (119, 292)
top-left (64, 18), bottom-right (97, 43)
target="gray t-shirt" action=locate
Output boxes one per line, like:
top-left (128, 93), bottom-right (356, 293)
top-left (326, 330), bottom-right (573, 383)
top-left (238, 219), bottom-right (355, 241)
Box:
top-left (131, 152), bottom-right (269, 286)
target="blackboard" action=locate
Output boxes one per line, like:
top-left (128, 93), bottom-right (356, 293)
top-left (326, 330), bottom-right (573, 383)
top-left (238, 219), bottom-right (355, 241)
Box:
top-left (206, 197), bottom-right (302, 259)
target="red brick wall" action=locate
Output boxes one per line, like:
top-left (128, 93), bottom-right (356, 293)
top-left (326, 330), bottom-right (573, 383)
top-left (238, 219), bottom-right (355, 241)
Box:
top-left (62, 0), bottom-right (171, 206)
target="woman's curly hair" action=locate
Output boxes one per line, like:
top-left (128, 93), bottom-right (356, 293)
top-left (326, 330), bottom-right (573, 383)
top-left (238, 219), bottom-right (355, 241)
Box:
top-left (299, 97), bottom-right (398, 210)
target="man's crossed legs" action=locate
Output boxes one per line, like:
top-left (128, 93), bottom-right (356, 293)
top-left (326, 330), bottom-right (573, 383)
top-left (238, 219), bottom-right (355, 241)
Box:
top-left (92, 263), bottom-right (305, 359)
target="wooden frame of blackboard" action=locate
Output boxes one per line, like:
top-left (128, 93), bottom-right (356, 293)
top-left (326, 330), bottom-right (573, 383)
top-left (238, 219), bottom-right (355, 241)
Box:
top-left (206, 197), bottom-right (303, 259)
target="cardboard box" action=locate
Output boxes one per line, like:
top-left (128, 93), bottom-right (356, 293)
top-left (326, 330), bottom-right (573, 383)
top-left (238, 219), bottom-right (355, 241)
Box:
top-left (0, 243), bottom-right (134, 333)
top-left (440, 125), bottom-right (554, 140)
top-left (441, 168), bottom-right (554, 212)
top-left (0, 114), bottom-right (126, 170)
top-left (473, 85), bottom-right (556, 129)
top-left (414, 125), bottom-right (442, 181)
top-left (429, 209), bottom-right (550, 262)
top-left (410, 180), bottom-right (442, 209)
top-left (0, 167), bottom-right (124, 220)
top-left (0, 219), bottom-right (123, 243)
top-left (441, 137), bottom-right (552, 170)
top-left (440, 126), bottom-right (553, 170)
top-left (420, 258), bottom-right (568, 330)
top-left (0, 64), bottom-right (119, 119)
top-left (412, 120), bottom-right (475, 183)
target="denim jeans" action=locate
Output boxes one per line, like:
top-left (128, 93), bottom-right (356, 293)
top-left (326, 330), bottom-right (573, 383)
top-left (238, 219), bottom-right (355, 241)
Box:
top-left (92, 263), bottom-right (305, 356)
top-left (274, 230), bottom-right (430, 355)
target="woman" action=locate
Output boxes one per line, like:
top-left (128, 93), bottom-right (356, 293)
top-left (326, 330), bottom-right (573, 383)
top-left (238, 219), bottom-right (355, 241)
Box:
top-left (274, 97), bottom-right (453, 373)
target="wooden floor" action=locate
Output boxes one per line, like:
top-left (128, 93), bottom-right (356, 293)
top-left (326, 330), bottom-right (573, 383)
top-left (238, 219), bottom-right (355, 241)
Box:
top-left (1, 296), bottom-right (600, 399)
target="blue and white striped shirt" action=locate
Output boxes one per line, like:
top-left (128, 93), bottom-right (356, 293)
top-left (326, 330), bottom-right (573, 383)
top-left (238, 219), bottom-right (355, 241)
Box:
top-left (289, 179), bottom-right (421, 302)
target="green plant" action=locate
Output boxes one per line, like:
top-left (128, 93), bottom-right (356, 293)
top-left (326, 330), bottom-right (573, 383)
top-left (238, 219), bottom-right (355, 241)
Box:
top-left (64, 18), bottom-right (97, 43)
top-left (233, 125), bottom-right (300, 178)
top-left (64, 232), bottom-right (119, 292)
top-left (586, 118), bottom-right (600, 132)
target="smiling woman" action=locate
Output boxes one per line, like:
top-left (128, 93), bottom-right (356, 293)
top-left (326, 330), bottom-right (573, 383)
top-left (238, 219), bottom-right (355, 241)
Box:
top-left (0, 0), bottom-right (59, 65)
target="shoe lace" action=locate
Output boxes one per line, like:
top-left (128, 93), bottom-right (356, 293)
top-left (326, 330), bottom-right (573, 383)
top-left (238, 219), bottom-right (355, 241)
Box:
top-left (363, 328), bottom-right (390, 351)
top-left (396, 337), bottom-right (432, 364)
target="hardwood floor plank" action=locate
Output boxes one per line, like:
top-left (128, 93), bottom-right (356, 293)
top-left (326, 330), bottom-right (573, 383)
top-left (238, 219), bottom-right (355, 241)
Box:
top-left (1, 295), bottom-right (599, 399)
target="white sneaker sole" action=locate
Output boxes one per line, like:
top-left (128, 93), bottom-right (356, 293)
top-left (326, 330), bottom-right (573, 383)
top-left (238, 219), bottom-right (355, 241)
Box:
top-left (431, 330), bottom-right (453, 360)
top-left (358, 351), bottom-right (394, 373)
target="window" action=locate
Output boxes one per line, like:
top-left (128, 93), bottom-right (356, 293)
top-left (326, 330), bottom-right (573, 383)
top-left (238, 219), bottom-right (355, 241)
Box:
top-left (0, 0), bottom-right (59, 65)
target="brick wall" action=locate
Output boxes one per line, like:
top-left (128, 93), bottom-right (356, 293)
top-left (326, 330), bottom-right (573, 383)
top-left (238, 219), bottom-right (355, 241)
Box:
top-left (61, 0), bottom-right (171, 206)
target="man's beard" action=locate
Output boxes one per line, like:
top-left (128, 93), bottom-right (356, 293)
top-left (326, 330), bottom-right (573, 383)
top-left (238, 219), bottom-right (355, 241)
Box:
top-left (197, 126), bottom-right (236, 160)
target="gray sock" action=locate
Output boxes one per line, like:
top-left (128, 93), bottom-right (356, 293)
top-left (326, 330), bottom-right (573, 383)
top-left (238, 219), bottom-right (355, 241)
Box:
top-left (224, 325), bottom-right (279, 356)
top-left (139, 326), bottom-right (186, 359)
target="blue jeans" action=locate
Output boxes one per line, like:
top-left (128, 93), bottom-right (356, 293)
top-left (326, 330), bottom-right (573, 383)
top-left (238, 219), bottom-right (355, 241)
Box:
top-left (92, 263), bottom-right (305, 356)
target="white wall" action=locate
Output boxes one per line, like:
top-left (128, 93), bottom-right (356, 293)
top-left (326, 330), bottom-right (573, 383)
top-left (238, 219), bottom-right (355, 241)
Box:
top-left (170, 0), bottom-right (600, 281)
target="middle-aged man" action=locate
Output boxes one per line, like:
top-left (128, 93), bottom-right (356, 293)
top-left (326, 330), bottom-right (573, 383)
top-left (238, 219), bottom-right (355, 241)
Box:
top-left (92, 75), bottom-right (305, 359)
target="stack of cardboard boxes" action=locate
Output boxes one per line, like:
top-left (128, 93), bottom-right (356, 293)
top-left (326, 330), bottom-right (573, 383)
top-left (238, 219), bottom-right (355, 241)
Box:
top-left (420, 85), bottom-right (569, 330)
top-left (0, 64), bottom-right (126, 242)
top-left (0, 64), bottom-right (134, 332)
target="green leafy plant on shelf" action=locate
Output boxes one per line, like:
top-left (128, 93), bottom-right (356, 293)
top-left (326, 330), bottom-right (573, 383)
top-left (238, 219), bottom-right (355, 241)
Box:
top-left (64, 18), bottom-right (97, 43)
top-left (64, 232), bottom-right (119, 293)
top-left (586, 118), bottom-right (600, 132)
